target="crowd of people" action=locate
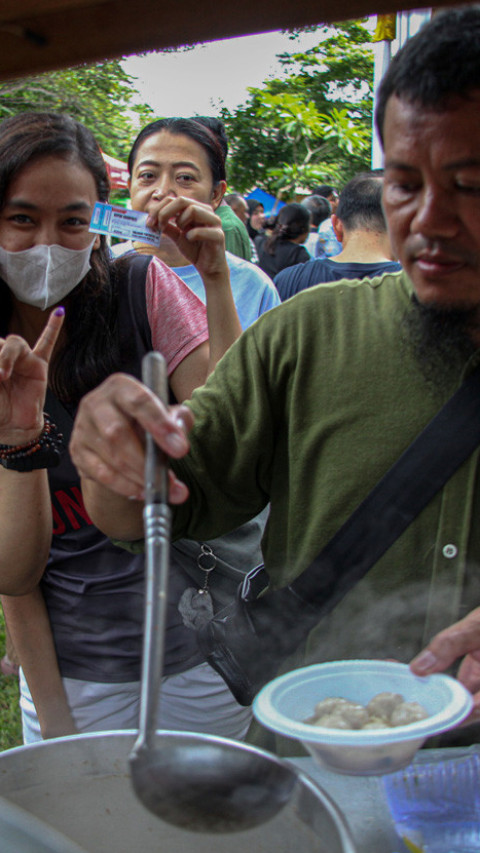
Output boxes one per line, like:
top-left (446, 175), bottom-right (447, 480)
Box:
top-left (1, 6), bottom-right (480, 760)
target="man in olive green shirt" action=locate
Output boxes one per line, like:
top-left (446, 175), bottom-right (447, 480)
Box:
top-left (217, 200), bottom-right (252, 261)
top-left (71, 6), bottom-right (480, 742)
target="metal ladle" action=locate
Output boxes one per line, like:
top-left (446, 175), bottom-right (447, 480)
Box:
top-left (129, 352), bottom-right (297, 833)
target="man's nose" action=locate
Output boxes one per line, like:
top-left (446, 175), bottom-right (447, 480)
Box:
top-left (411, 186), bottom-right (459, 238)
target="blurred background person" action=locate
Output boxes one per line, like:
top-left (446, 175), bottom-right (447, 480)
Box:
top-left (225, 192), bottom-right (249, 225)
top-left (275, 172), bottom-right (401, 301)
top-left (310, 184), bottom-right (342, 258)
top-left (194, 119), bottom-right (252, 261)
top-left (255, 202), bottom-right (310, 279)
top-left (216, 197), bottom-right (252, 261)
top-left (301, 195), bottom-right (332, 258)
top-left (246, 198), bottom-right (265, 241)
top-left (245, 198), bottom-right (266, 263)
top-left (245, 198), bottom-right (266, 261)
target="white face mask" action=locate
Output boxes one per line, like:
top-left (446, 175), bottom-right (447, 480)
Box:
top-left (0, 240), bottom-right (96, 310)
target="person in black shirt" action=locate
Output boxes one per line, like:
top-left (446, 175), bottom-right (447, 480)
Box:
top-left (255, 203), bottom-right (310, 279)
top-left (274, 172), bottom-right (401, 301)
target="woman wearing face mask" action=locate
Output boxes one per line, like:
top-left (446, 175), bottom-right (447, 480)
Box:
top-left (0, 110), bottom-right (248, 742)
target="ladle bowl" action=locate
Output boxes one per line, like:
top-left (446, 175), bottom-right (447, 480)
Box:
top-left (130, 731), bottom-right (297, 832)
top-left (130, 352), bottom-right (297, 833)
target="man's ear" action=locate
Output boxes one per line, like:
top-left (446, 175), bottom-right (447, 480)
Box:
top-left (331, 214), bottom-right (344, 244)
top-left (211, 180), bottom-right (227, 210)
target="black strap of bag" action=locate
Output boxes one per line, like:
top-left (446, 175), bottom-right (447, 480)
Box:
top-left (198, 363), bottom-right (480, 705)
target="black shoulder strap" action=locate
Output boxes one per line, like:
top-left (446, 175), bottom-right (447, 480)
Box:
top-left (196, 363), bottom-right (480, 707)
top-left (114, 254), bottom-right (153, 372)
top-left (290, 363), bottom-right (480, 609)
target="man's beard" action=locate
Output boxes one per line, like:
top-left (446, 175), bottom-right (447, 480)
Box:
top-left (403, 296), bottom-right (479, 391)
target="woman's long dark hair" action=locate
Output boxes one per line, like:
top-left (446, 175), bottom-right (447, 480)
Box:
top-left (265, 203), bottom-right (310, 255)
top-left (0, 112), bottom-right (119, 405)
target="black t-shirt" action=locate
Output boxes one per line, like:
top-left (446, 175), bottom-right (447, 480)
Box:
top-left (42, 255), bottom-right (203, 682)
top-left (274, 258), bottom-right (402, 302)
top-left (254, 235), bottom-right (310, 279)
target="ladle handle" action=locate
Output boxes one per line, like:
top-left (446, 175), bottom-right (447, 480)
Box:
top-left (135, 352), bottom-right (172, 752)
top-left (143, 351), bottom-right (169, 505)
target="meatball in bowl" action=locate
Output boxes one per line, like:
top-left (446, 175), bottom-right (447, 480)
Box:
top-left (253, 660), bottom-right (473, 776)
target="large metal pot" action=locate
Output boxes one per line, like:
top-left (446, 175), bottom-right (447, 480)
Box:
top-left (0, 731), bottom-right (356, 853)
top-left (0, 795), bottom-right (87, 853)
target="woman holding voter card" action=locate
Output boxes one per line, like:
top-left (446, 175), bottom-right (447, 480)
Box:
top-left (0, 110), bottom-right (249, 742)
top-left (112, 116), bottom-right (280, 328)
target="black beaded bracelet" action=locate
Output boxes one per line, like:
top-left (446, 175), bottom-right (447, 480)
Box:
top-left (0, 413), bottom-right (65, 472)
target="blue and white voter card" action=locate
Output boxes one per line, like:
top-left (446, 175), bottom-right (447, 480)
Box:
top-left (89, 202), bottom-right (161, 247)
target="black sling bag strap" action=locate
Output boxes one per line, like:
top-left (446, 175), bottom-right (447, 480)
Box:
top-left (198, 362), bottom-right (480, 705)
top-left (290, 359), bottom-right (480, 606)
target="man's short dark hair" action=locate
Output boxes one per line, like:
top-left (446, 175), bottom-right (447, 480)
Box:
top-left (302, 195), bottom-right (331, 228)
top-left (309, 184), bottom-right (337, 199)
top-left (225, 192), bottom-right (244, 206)
top-left (375, 6), bottom-right (480, 146)
top-left (336, 172), bottom-right (387, 233)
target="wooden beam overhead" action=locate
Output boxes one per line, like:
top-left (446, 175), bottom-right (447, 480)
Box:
top-left (0, 0), bottom-right (458, 81)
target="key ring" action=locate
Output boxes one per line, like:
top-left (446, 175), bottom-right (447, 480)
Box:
top-left (197, 544), bottom-right (216, 591)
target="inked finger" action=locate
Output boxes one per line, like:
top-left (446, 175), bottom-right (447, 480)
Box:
top-left (33, 307), bottom-right (65, 363)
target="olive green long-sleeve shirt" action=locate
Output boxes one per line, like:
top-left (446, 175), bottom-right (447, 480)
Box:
top-left (170, 270), bottom-right (480, 666)
top-left (120, 270), bottom-right (480, 682)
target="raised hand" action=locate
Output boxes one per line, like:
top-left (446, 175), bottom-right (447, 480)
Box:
top-left (146, 196), bottom-right (227, 280)
top-left (70, 372), bottom-right (193, 503)
top-left (0, 307), bottom-right (65, 445)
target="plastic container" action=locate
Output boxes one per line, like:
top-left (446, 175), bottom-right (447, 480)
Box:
top-left (383, 750), bottom-right (480, 852)
top-left (253, 660), bottom-right (473, 776)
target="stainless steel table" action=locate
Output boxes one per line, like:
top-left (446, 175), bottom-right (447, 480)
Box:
top-left (290, 745), bottom-right (480, 853)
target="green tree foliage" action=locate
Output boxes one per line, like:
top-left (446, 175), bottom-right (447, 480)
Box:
top-left (220, 20), bottom-right (374, 197)
top-left (0, 60), bottom-right (154, 161)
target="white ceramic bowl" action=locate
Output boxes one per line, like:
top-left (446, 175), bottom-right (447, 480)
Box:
top-left (253, 660), bottom-right (473, 776)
